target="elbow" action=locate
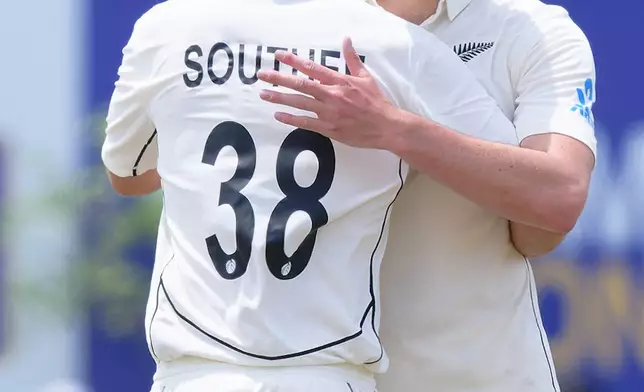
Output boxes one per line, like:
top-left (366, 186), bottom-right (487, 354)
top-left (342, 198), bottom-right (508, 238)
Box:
top-left (536, 182), bottom-right (588, 234)
top-left (106, 169), bottom-right (161, 197)
top-left (108, 178), bottom-right (145, 196)
top-left (110, 184), bottom-right (151, 197)
top-left (518, 239), bottom-right (562, 259)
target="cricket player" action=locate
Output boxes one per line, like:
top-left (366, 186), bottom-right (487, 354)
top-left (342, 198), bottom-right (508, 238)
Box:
top-left (257, 0), bottom-right (596, 391)
top-left (101, 0), bottom-right (522, 390)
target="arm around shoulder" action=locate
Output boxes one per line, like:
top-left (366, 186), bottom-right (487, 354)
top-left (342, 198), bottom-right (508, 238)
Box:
top-left (386, 12), bottom-right (596, 235)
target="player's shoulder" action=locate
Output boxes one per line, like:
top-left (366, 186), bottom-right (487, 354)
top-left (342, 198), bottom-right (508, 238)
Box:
top-left (350, 1), bottom-right (424, 39)
top-left (130, 0), bottom-right (214, 38)
top-left (484, 0), bottom-right (590, 49)
top-left (470, 0), bottom-right (593, 75)
top-left (125, 1), bottom-right (172, 45)
top-left (480, 0), bottom-right (579, 24)
top-left (354, 3), bottom-right (444, 61)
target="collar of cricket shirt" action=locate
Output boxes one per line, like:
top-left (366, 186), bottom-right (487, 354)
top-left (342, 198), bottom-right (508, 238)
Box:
top-left (445, 0), bottom-right (472, 20)
top-left (421, 0), bottom-right (472, 26)
top-left (364, 0), bottom-right (471, 24)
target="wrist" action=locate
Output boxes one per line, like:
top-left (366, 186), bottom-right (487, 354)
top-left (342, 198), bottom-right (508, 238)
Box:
top-left (381, 107), bottom-right (432, 156)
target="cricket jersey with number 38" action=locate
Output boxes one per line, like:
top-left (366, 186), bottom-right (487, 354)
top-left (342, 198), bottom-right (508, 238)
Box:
top-left (101, 0), bottom-right (515, 373)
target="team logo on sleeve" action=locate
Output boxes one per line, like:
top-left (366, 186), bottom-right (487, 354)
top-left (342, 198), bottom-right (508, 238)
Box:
top-left (571, 78), bottom-right (595, 127)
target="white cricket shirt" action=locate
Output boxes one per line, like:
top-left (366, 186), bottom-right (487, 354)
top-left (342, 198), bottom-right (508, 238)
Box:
top-left (377, 0), bottom-right (597, 391)
top-left (101, 0), bottom-right (518, 376)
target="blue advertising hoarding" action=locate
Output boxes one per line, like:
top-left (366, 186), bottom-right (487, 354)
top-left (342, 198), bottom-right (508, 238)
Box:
top-left (87, 1), bottom-right (161, 391)
top-left (87, 1), bottom-right (644, 391)
top-left (0, 145), bottom-right (4, 356)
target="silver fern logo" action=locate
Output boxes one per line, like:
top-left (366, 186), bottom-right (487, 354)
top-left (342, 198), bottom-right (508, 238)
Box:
top-left (454, 42), bottom-right (495, 62)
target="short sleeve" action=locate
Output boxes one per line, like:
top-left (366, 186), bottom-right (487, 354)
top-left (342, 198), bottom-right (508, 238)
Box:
top-left (408, 30), bottom-right (518, 145)
top-left (101, 14), bottom-right (159, 178)
top-left (513, 11), bottom-right (597, 156)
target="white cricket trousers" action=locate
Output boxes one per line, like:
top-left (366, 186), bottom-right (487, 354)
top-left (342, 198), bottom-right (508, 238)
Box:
top-left (150, 357), bottom-right (378, 392)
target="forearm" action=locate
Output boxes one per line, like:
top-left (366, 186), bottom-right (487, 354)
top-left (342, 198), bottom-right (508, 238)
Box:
top-left (388, 111), bottom-right (586, 233)
top-left (510, 221), bottom-right (566, 258)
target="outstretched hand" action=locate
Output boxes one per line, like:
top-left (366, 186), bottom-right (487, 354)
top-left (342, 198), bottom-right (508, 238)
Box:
top-left (257, 37), bottom-right (401, 150)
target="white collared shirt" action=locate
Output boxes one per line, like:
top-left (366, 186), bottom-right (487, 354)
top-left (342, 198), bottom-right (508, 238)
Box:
top-left (378, 0), bottom-right (596, 391)
top-left (101, 0), bottom-right (521, 376)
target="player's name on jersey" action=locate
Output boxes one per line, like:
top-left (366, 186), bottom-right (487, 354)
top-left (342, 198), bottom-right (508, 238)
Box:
top-left (183, 42), bottom-right (366, 88)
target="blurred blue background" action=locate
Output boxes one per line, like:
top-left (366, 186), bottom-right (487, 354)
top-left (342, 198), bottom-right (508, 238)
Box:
top-left (0, 0), bottom-right (642, 391)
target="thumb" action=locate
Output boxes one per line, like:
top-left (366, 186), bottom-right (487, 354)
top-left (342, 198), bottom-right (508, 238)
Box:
top-left (343, 37), bottom-right (368, 77)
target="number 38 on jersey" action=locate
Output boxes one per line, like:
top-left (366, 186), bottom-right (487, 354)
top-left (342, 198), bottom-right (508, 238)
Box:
top-left (202, 121), bottom-right (336, 281)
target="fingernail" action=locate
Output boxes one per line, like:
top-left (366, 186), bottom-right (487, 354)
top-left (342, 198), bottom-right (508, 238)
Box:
top-left (259, 90), bottom-right (271, 100)
top-left (275, 112), bottom-right (287, 121)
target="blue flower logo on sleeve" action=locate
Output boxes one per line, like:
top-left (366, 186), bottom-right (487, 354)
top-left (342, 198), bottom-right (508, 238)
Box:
top-left (570, 78), bottom-right (595, 126)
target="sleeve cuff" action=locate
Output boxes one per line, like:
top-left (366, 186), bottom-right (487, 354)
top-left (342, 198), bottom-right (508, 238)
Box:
top-left (515, 109), bottom-right (597, 158)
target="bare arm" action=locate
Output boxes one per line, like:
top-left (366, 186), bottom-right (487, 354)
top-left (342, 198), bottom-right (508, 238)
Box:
top-left (107, 169), bottom-right (161, 196)
top-left (257, 31), bottom-right (596, 236)
top-left (510, 222), bottom-right (565, 258)
top-left (508, 133), bottom-right (592, 257)
top-left (387, 113), bottom-right (594, 234)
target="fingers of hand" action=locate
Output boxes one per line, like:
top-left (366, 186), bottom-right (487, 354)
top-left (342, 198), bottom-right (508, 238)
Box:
top-left (342, 37), bottom-right (368, 78)
top-left (274, 50), bottom-right (346, 85)
top-left (274, 112), bottom-right (334, 134)
top-left (257, 70), bottom-right (328, 98)
top-left (259, 89), bottom-right (326, 114)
